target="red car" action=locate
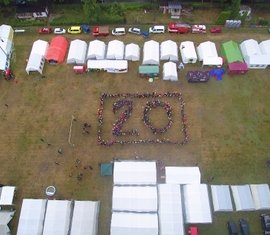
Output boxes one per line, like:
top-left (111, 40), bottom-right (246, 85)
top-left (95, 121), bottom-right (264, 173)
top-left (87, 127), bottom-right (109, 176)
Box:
top-left (38, 27), bottom-right (52, 34)
top-left (210, 26), bottom-right (222, 33)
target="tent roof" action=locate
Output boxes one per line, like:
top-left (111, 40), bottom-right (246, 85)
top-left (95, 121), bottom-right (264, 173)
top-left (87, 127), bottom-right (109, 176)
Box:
top-left (31, 39), bottom-right (49, 57)
top-left (87, 40), bottom-right (106, 60)
top-left (139, 65), bottom-right (159, 74)
top-left (158, 184), bottom-right (184, 235)
top-left (113, 161), bottom-right (157, 185)
top-left (0, 186), bottom-right (16, 205)
top-left (0, 211), bottom-right (15, 225)
top-left (163, 62), bottom-right (178, 81)
top-left (125, 43), bottom-right (140, 61)
top-left (203, 56), bottom-right (223, 66)
top-left (165, 166), bottom-right (201, 184)
top-left (250, 184), bottom-right (270, 210)
top-left (240, 39), bottom-right (261, 57)
top-left (87, 60), bottom-right (128, 72)
top-left (0, 24), bottom-right (13, 70)
top-left (107, 40), bottom-right (125, 60)
top-left (179, 41), bottom-right (197, 62)
top-left (197, 41), bottom-right (218, 61)
top-left (112, 186), bottom-right (158, 212)
top-left (143, 40), bottom-right (160, 65)
top-left (46, 36), bottom-right (69, 63)
top-left (26, 53), bottom-right (45, 74)
top-left (70, 201), bottom-right (100, 235)
top-left (228, 62), bottom-right (248, 71)
top-left (160, 40), bottom-right (178, 61)
top-left (210, 185), bottom-right (233, 212)
top-left (221, 40), bottom-right (244, 63)
top-left (259, 39), bottom-right (270, 55)
top-left (183, 184), bottom-right (212, 223)
top-left (231, 185), bottom-right (255, 211)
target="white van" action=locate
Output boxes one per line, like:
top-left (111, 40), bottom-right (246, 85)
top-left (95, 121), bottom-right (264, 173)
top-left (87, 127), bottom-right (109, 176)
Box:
top-left (149, 25), bottom-right (165, 34)
top-left (112, 27), bottom-right (126, 36)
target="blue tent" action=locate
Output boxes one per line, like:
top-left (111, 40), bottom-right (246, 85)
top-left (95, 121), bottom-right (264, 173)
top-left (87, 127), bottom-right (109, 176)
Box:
top-left (209, 68), bottom-right (225, 81)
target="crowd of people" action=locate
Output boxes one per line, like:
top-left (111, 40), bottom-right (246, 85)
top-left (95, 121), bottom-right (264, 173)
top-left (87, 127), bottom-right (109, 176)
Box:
top-left (97, 92), bottom-right (188, 146)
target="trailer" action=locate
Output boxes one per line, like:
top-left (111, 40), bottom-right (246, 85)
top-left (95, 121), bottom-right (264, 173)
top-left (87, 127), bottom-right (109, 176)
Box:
top-left (138, 65), bottom-right (159, 79)
top-left (168, 22), bottom-right (190, 33)
top-left (92, 26), bottom-right (109, 36)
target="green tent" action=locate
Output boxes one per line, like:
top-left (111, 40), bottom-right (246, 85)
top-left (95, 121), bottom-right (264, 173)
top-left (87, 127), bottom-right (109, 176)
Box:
top-left (100, 162), bottom-right (113, 176)
top-left (221, 40), bottom-right (244, 63)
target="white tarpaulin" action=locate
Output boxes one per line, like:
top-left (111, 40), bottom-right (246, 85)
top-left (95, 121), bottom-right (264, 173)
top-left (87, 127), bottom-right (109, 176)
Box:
top-left (125, 43), bottom-right (140, 61)
top-left (197, 41), bottom-right (218, 61)
top-left (160, 40), bottom-right (178, 61)
top-left (67, 39), bottom-right (87, 64)
top-left (42, 200), bottom-right (72, 235)
top-left (165, 166), bottom-right (201, 184)
top-left (17, 199), bottom-right (47, 235)
top-left (210, 185), bottom-right (233, 212)
top-left (0, 24), bottom-right (13, 70)
top-left (87, 40), bottom-right (106, 60)
top-left (231, 185), bottom-right (255, 211)
top-left (0, 211), bottom-right (15, 235)
top-left (112, 186), bottom-right (158, 212)
top-left (259, 39), bottom-right (270, 55)
top-left (163, 62), bottom-right (178, 81)
top-left (106, 40), bottom-right (125, 60)
top-left (183, 184), bottom-right (212, 223)
top-left (70, 200), bottom-right (100, 235)
top-left (143, 40), bottom-right (160, 65)
top-left (202, 56), bottom-right (223, 66)
top-left (0, 186), bottom-right (16, 205)
top-left (250, 184), bottom-right (270, 210)
top-left (158, 184), bottom-right (184, 235)
top-left (87, 60), bottom-right (128, 73)
top-left (179, 41), bottom-right (197, 64)
top-left (111, 212), bottom-right (158, 235)
top-left (113, 161), bottom-right (157, 185)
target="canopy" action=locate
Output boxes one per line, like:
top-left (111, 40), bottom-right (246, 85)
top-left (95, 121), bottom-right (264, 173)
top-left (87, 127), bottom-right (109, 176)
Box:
top-left (113, 161), bottom-right (157, 185)
top-left (70, 201), bottom-right (100, 235)
top-left (17, 199), bottom-right (47, 235)
top-left (163, 62), bottom-right (178, 81)
top-left (142, 40), bottom-right (160, 65)
top-left (87, 60), bottom-right (128, 73)
top-left (210, 185), bottom-right (233, 212)
top-left (221, 40), bottom-right (244, 63)
top-left (106, 40), bottom-right (125, 60)
top-left (138, 65), bottom-right (159, 77)
top-left (87, 40), bottom-right (106, 60)
top-left (0, 186), bottom-right (16, 205)
top-left (259, 39), bottom-right (270, 55)
top-left (125, 43), bottom-right (140, 61)
top-left (165, 166), bottom-right (201, 184)
top-left (202, 57), bottom-right (223, 67)
top-left (197, 41), bottom-right (218, 61)
top-left (112, 186), bottom-right (158, 212)
top-left (43, 200), bottom-right (72, 235)
top-left (111, 212), bottom-right (158, 235)
top-left (67, 39), bottom-right (87, 64)
top-left (46, 36), bottom-right (68, 64)
top-left (231, 185), bottom-right (255, 211)
top-left (158, 184), bottom-right (184, 235)
top-left (250, 184), bottom-right (270, 210)
top-left (0, 24), bottom-right (14, 70)
top-left (183, 184), bottom-right (212, 223)
top-left (179, 41), bottom-right (197, 64)
top-left (160, 40), bottom-right (178, 61)
top-left (0, 211), bottom-right (15, 235)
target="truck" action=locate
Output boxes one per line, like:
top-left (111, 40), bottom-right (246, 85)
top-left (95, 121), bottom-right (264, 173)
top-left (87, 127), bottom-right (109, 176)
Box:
top-left (92, 26), bottom-right (109, 36)
top-left (168, 22), bottom-right (190, 33)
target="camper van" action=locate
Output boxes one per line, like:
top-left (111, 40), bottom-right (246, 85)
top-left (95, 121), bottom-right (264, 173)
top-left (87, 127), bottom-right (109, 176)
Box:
top-left (149, 25), bottom-right (165, 34)
top-left (112, 27), bottom-right (126, 36)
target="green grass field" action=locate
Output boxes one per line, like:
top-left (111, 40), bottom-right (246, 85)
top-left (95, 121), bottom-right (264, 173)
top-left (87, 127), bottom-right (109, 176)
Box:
top-left (1, 8), bottom-right (270, 234)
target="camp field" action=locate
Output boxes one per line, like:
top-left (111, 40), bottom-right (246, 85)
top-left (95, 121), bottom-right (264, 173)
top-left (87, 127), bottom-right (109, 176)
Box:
top-left (1, 27), bottom-right (270, 235)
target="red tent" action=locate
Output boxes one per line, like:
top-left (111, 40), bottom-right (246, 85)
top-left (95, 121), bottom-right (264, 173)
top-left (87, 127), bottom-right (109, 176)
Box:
top-left (46, 36), bottom-right (68, 64)
top-left (228, 62), bottom-right (248, 75)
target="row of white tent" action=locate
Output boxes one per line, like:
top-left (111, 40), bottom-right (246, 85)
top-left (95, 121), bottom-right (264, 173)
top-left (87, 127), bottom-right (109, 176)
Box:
top-left (0, 24), bottom-right (13, 71)
top-left (16, 199), bottom-right (100, 235)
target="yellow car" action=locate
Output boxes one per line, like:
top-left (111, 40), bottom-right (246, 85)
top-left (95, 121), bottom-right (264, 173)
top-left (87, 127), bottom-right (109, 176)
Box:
top-left (67, 26), bottom-right (82, 34)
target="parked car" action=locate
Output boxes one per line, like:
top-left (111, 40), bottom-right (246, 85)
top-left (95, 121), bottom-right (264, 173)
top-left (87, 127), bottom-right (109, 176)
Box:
top-left (149, 25), bottom-right (165, 33)
top-left (239, 219), bottom-right (250, 235)
top-left (227, 220), bottom-right (238, 235)
top-left (38, 27), bottom-right (52, 34)
top-left (191, 24), bottom-right (206, 33)
top-left (81, 24), bottom-right (90, 33)
top-left (112, 27), bottom-right (126, 36)
top-left (92, 26), bottom-right (109, 36)
top-left (261, 214), bottom-right (270, 235)
top-left (67, 26), bottom-right (82, 34)
top-left (210, 26), bottom-right (222, 33)
top-left (168, 22), bottom-right (190, 33)
top-left (53, 27), bottom-right (66, 34)
top-left (128, 27), bottom-right (141, 35)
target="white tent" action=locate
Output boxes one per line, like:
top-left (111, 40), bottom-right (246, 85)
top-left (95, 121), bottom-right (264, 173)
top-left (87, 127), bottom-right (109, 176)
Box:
top-left (183, 184), bottom-right (212, 223)
top-left (142, 40), bottom-right (160, 65)
top-left (0, 211), bottom-right (15, 235)
top-left (26, 40), bottom-right (48, 74)
top-left (0, 24), bottom-right (13, 71)
top-left (0, 186), bottom-right (16, 205)
top-left (231, 185), bottom-right (255, 211)
top-left (259, 39), bottom-right (270, 55)
top-left (87, 60), bottom-right (128, 73)
top-left (163, 62), bottom-right (178, 81)
top-left (17, 199), bottom-right (47, 235)
top-left (70, 200), bottom-right (100, 235)
top-left (106, 40), bottom-right (125, 60)
top-left (197, 41), bottom-right (218, 61)
top-left (160, 40), bottom-right (178, 61)
top-left (42, 200), bottom-right (72, 235)
top-left (67, 39), bottom-right (87, 64)
top-left (113, 161), bottom-right (157, 185)
top-left (165, 166), bottom-right (201, 184)
top-left (179, 41), bottom-right (197, 64)
top-left (240, 39), bottom-right (270, 69)
top-left (87, 40), bottom-right (106, 60)
top-left (125, 43), bottom-right (140, 61)
top-left (210, 185), bottom-right (233, 212)
top-left (111, 212), bottom-right (158, 235)
top-left (250, 184), bottom-right (270, 210)
top-left (158, 184), bottom-right (184, 235)
top-left (112, 186), bottom-right (158, 212)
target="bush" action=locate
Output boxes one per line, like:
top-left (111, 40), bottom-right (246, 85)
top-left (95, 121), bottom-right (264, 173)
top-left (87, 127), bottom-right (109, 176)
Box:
top-left (216, 10), bottom-right (231, 25)
top-left (258, 18), bottom-right (269, 26)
